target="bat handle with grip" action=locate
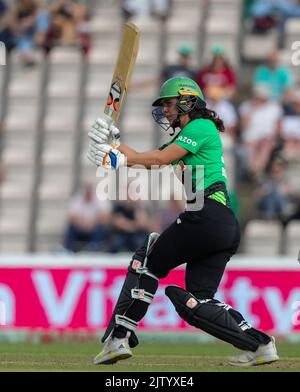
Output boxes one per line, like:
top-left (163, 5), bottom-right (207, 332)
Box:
top-left (102, 112), bottom-right (114, 127)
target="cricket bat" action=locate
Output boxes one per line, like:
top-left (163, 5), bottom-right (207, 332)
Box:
top-left (103, 22), bottom-right (140, 125)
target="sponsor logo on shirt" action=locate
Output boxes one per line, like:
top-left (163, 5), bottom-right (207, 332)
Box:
top-left (177, 135), bottom-right (197, 147)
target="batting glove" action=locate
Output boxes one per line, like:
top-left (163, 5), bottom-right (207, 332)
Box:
top-left (88, 116), bottom-right (121, 148)
top-left (87, 143), bottom-right (126, 169)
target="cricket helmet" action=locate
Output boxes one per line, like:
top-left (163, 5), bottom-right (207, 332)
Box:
top-left (152, 77), bottom-right (206, 133)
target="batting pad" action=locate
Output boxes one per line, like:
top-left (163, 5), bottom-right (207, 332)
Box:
top-left (165, 285), bottom-right (259, 351)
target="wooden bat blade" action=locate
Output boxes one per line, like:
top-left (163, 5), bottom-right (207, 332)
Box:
top-left (104, 22), bottom-right (140, 124)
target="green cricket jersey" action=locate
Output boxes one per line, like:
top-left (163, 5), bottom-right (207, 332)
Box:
top-left (160, 118), bottom-right (229, 206)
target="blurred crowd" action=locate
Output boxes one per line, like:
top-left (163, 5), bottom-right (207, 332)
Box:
top-left (121, 0), bottom-right (173, 24)
top-left (0, 0), bottom-right (91, 65)
top-left (0, 0), bottom-right (173, 67)
top-left (246, 0), bottom-right (300, 47)
top-left (62, 183), bottom-right (184, 253)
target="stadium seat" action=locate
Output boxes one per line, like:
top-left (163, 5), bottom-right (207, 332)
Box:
top-left (284, 18), bottom-right (300, 49)
top-left (285, 161), bottom-right (300, 194)
top-left (242, 32), bottom-right (278, 61)
top-left (243, 220), bottom-right (283, 256)
top-left (286, 221), bottom-right (300, 258)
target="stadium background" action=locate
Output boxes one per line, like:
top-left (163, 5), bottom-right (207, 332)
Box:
top-left (0, 0), bottom-right (299, 364)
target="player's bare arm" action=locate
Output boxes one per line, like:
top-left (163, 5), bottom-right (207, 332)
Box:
top-left (118, 142), bottom-right (189, 168)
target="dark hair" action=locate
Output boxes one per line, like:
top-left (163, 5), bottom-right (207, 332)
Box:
top-left (189, 108), bottom-right (225, 132)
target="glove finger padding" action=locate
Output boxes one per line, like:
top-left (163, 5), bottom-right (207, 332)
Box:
top-left (108, 125), bottom-right (121, 148)
top-left (89, 118), bottom-right (111, 143)
top-left (88, 131), bottom-right (108, 144)
top-left (110, 124), bottom-right (120, 136)
top-left (87, 141), bottom-right (125, 169)
top-left (95, 118), bottom-right (110, 129)
top-left (92, 123), bottom-right (110, 136)
top-left (88, 142), bottom-right (112, 160)
top-left (87, 151), bottom-right (97, 165)
top-left (89, 129), bottom-right (110, 142)
top-left (87, 148), bottom-right (106, 167)
top-left (89, 140), bottom-right (104, 153)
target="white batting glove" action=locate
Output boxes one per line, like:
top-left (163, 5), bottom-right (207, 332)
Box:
top-left (88, 117), bottom-right (121, 148)
top-left (87, 143), bottom-right (126, 169)
top-left (87, 139), bottom-right (119, 165)
top-left (109, 124), bottom-right (121, 148)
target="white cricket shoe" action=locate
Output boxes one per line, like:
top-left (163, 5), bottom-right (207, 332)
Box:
top-left (93, 335), bottom-right (133, 365)
top-left (228, 336), bottom-right (279, 367)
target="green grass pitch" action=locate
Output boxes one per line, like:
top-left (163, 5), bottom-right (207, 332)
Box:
top-left (0, 341), bottom-right (299, 372)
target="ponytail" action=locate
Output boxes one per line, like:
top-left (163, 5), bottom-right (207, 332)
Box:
top-left (189, 108), bottom-right (225, 132)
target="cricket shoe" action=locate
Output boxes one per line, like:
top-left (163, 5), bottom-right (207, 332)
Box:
top-left (93, 335), bottom-right (133, 365)
top-left (228, 336), bottom-right (279, 367)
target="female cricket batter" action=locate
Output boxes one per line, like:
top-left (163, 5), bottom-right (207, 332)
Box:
top-left (87, 77), bottom-right (279, 367)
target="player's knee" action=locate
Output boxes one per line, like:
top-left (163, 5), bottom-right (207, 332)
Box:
top-left (130, 232), bottom-right (160, 268)
top-left (146, 254), bottom-right (171, 280)
top-left (129, 255), bottom-right (166, 281)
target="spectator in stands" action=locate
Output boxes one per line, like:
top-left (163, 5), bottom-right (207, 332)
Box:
top-left (5, 0), bottom-right (52, 66)
top-left (205, 84), bottom-right (238, 142)
top-left (204, 84), bottom-right (242, 194)
top-left (121, 0), bottom-right (173, 24)
top-left (150, 0), bottom-right (173, 26)
top-left (281, 89), bottom-right (300, 159)
top-left (255, 156), bottom-right (293, 220)
top-left (34, 2), bottom-right (51, 54)
top-left (253, 51), bottom-right (294, 100)
top-left (0, 0), bottom-right (6, 16)
top-left (121, 0), bottom-right (136, 23)
top-left (77, 4), bottom-right (91, 58)
top-left (10, 0), bottom-right (40, 66)
top-left (195, 45), bottom-right (237, 99)
top-left (239, 83), bottom-right (283, 175)
top-left (250, 0), bottom-right (300, 46)
top-left (109, 198), bottom-right (149, 253)
top-left (47, 0), bottom-right (91, 56)
top-left (0, 0), bottom-right (16, 53)
top-left (130, 43), bottom-right (196, 92)
top-left (250, 0), bottom-right (282, 33)
top-left (64, 183), bottom-right (111, 252)
top-left (159, 196), bottom-right (184, 231)
top-left (120, 0), bottom-right (139, 22)
top-left (50, 0), bottom-right (78, 45)
top-left (161, 43), bottom-right (196, 83)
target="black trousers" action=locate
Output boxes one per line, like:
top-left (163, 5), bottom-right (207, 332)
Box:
top-left (147, 198), bottom-right (240, 299)
top-left (113, 198), bottom-right (270, 346)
